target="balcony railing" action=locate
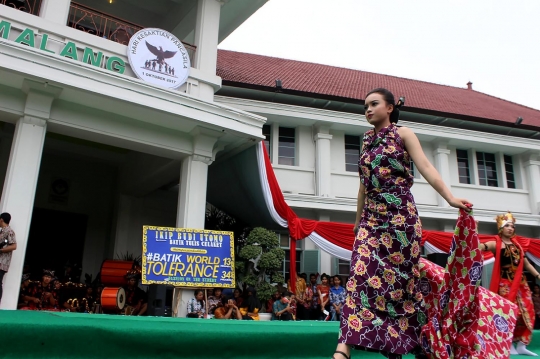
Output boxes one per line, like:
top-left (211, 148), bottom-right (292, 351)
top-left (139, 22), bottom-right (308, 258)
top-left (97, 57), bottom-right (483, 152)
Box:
top-left (67, 2), bottom-right (196, 63)
top-left (1, 0), bottom-right (42, 16)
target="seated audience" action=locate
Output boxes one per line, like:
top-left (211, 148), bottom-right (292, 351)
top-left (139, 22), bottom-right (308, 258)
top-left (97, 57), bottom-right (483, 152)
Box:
top-left (18, 273), bottom-right (32, 309)
top-left (267, 290), bottom-right (281, 314)
top-left (24, 270), bottom-right (58, 310)
top-left (214, 296), bottom-right (242, 320)
top-left (186, 289), bottom-right (206, 318)
top-left (233, 288), bottom-right (243, 307)
top-left (239, 286), bottom-right (260, 320)
top-left (272, 291), bottom-right (294, 321)
top-left (207, 287), bottom-right (223, 314)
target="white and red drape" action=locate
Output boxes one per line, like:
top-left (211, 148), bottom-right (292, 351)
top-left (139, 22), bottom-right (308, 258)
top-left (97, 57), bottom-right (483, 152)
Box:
top-left (255, 142), bottom-right (540, 291)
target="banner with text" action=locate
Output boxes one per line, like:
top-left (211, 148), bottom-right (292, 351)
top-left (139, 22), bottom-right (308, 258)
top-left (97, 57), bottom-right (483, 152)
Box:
top-left (142, 226), bottom-right (234, 288)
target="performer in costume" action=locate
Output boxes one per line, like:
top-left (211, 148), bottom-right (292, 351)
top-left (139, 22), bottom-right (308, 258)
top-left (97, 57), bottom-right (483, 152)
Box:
top-left (483, 212), bottom-right (538, 356)
top-left (333, 88), bottom-right (472, 359)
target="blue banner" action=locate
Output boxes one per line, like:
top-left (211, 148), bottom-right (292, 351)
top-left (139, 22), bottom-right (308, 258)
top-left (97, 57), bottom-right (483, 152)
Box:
top-left (142, 226), bottom-right (235, 288)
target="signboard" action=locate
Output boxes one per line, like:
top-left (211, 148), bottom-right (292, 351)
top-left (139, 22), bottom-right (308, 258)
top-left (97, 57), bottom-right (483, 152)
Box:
top-left (128, 28), bottom-right (191, 89)
top-left (142, 226), bottom-right (234, 288)
top-left (0, 20), bottom-right (125, 73)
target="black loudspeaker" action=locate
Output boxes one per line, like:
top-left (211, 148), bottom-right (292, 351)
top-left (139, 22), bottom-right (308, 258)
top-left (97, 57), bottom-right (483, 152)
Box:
top-left (427, 253), bottom-right (450, 268)
top-left (146, 285), bottom-right (173, 317)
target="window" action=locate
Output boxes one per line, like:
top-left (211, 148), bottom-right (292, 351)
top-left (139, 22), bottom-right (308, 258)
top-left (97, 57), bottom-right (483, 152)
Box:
top-left (1, 0), bottom-right (43, 16)
top-left (410, 160), bottom-right (417, 178)
top-left (278, 127), bottom-right (295, 166)
top-left (345, 135), bottom-right (361, 172)
top-left (262, 125), bottom-right (271, 159)
top-left (336, 259), bottom-right (350, 277)
top-left (456, 149), bottom-right (471, 184)
top-left (283, 250), bottom-right (301, 281)
top-left (476, 152), bottom-right (498, 187)
top-left (504, 155), bottom-right (516, 189)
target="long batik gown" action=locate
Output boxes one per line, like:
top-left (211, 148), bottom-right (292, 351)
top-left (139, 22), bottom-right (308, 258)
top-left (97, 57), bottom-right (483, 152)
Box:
top-left (339, 124), bottom-right (425, 358)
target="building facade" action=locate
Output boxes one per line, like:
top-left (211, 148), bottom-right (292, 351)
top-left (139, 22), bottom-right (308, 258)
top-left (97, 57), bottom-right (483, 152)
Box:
top-left (0, 0), bottom-right (268, 309)
top-left (1, 0), bottom-right (540, 312)
top-left (215, 50), bottom-right (540, 279)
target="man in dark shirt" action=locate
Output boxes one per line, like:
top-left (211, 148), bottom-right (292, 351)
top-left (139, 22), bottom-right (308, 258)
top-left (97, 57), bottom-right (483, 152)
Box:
top-left (123, 271), bottom-right (147, 315)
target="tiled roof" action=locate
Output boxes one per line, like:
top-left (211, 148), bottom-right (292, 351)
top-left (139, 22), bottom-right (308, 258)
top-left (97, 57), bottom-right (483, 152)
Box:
top-left (217, 50), bottom-right (540, 128)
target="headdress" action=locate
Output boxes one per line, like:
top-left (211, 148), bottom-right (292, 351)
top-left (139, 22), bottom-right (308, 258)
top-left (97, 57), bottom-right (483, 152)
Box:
top-left (21, 273), bottom-right (31, 282)
top-left (495, 212), bottom-right (516, 232)
top-left (125, 270), bottom-right (139, 280)
top-left (43, 269), bottom-right (55, 277)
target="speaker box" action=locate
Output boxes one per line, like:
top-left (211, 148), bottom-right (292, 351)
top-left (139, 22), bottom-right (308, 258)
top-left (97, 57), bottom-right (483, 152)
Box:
top-left (427, 253), bottom-right (450, 268)
top-left (146, 284), bottom-right (173, 317)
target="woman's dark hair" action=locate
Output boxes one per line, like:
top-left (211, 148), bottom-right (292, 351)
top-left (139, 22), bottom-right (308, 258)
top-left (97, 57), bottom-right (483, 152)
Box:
top-left (365, 88), bottom-right (403, 124)
top-left (241, 286), bottom-right (261, 312)
top-left (320, 273), bottom-right (330, 281)
top-left (332, 275), bottom-right (342, 283)
top-left (194, 289), bottom-right (205, 304)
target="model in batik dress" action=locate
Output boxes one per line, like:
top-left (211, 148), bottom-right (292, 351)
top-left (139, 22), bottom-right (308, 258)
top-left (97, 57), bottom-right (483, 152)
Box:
top-left (332, 88), bottom-right (472, 359)
top-left (483, 212), bottom-right (539, 356)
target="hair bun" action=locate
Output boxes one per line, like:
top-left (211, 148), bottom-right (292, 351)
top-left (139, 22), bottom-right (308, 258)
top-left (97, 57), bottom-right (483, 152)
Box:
top-left (390, 107), bottom-right (400, 124)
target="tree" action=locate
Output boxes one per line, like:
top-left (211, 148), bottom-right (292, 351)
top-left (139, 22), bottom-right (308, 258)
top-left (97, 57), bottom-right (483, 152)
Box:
top-left (237, 227), bottom-right (285, 307)
top-left (204, 205), bottom-right (250, 254)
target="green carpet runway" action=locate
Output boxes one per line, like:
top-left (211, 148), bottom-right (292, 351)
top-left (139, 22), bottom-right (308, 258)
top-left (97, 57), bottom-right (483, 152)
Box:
top-left (0, 310), bottom-right (539, 359)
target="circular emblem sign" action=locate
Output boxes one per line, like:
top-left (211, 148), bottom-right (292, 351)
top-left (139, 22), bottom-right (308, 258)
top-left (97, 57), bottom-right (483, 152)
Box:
top-left (127, 28), bottom-right (191, 89)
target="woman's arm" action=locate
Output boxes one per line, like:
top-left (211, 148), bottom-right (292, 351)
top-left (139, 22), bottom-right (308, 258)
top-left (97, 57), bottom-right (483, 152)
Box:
top-left (481, 241), bottom-right (496, 253)
top-left (398, 127), bottom-right (471, 210)
top-left (524, 258), bottom-right (540, 279)
top-left (354, 183), bottom-right (367, 232)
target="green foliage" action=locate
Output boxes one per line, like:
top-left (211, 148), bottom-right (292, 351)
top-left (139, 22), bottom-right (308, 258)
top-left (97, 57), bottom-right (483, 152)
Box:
top-left (270, 272), bottom-right (285, 285)
top-left (258, 250), bottom-right (283, 271)
top-left (256, 281), bottom-right (275, 302)
top-left (234, 260), bottom-right (245, 273)
top-left (242, 273), bottom-right (258, 288)
top-left (234, 227), bottom-right (286, 309)
top-left (246, 227), bottom-right (279, 249)
top-left (239, 245), bottom-right (262, 261)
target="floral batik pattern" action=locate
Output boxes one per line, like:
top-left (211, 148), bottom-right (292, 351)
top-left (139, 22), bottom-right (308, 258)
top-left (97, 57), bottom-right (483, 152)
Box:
top-left (339, 124), bottom-right (425, 357)
top-left (419, 209), bottom-right (518, 359)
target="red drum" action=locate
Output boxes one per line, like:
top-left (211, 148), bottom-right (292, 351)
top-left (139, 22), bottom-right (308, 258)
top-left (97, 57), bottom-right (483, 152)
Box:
top-left (101, 287), bottom-right (126, 311)
top-left (100, 260), bottom-right (133, 286)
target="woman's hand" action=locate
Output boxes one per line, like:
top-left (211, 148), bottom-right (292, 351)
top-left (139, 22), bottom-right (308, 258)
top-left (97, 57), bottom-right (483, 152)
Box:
top-left (447, 197), bottom-right (473, 211)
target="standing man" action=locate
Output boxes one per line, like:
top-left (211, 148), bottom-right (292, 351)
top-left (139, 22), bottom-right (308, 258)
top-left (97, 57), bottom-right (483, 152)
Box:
top-left (0, 212), bottom-right (16, 303)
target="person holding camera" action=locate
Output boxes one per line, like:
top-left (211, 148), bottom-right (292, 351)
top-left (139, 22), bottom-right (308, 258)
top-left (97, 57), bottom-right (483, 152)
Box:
top-left (273, 291), bottom-right (294, 321)
top-left (0, 212), bottom-right (16, 304)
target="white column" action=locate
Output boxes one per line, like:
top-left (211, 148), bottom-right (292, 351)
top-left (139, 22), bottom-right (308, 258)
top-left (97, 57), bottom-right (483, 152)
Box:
top-left (193, 0), bottom-right (222, 101)
top-left (433, 142), bottom-right (451, 207)
top-left (0, 117), bottom-right (46, 309)
top-left (0, 81), bottom-right (60, 309)
top-left (39, 0), bottom-right (71, 25)
top-left (314, 126), bottom-right (333, 197)
top-left (318, 213), bottom-right (333, 275)
top-left (176, 155), bottom-right (211, 229)
top-left (524, 154), bottom-right (540, 214)
top-left (271, 124), bottom-right (279, 164)
top-left (175, 128), bottom-right (219, 318)
top-left (176, 127), bottom-right (220, 229)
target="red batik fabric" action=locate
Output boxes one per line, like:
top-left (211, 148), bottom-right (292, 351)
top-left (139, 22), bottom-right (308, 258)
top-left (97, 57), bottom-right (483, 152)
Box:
top-left (419, 209), bottom-right (517, 359)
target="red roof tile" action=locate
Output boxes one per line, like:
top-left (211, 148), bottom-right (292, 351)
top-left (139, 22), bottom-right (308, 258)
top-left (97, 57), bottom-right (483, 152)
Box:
top-left (217, 50), bottom-right (540, 128)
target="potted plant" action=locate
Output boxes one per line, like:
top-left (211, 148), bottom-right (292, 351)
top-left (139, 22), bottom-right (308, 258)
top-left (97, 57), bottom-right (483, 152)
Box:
top-left (235, 227), bottom-right (285, 319)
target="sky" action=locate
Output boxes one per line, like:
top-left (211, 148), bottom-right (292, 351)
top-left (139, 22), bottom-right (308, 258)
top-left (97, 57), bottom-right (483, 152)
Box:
top-left (219, 0), bottom-right (540, 111)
